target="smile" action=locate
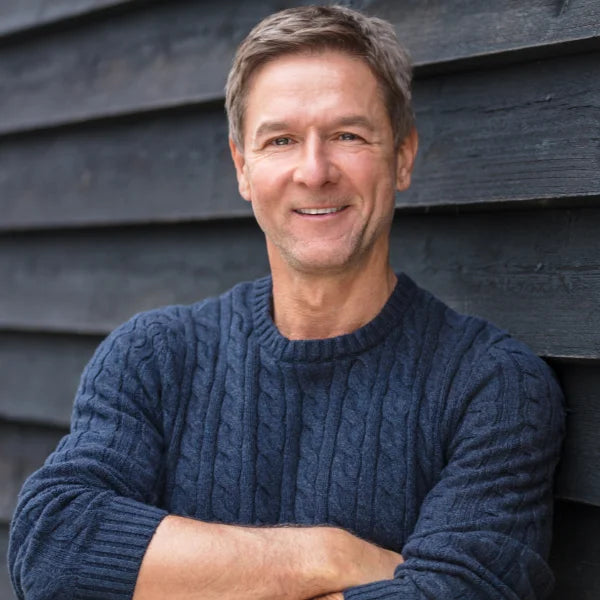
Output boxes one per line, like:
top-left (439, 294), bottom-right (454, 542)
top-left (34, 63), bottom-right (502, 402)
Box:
top-left (294, 206), bottom-right (347, 215)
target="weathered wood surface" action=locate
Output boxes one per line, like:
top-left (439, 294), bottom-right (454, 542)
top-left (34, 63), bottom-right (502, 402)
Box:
top-left (0, 0), bottom-right (132, 38)
top-left (392, 208), bottom-right (600, 359)
top-left (552, 361), bottom-right (600, 506)
top-left (1, 208), bottom-right (599, 358)
top-left (0, 421), bottom-right (66, 523)
top-left (3, 51), bottom-right (599, 231)
top-left (0, 523), bottom-right (16, 599)
top-left (550, 500), bottom-right (600, 599)
top-left (2, 0), bottom-right (599, 135)
top-left (378, 0), bottom-right (600, 68)
top-left (0, 332), bottom-right (101, 426)
top-left (0, 221), bottom-right (270, 335)
top-left (0, 106), bottom-right (247, 230)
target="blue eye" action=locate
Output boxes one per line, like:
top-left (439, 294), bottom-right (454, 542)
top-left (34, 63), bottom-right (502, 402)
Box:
top-left (339, 133), bottom-right (358, 141)
top-left (273, 137), bottom-right (291, 146)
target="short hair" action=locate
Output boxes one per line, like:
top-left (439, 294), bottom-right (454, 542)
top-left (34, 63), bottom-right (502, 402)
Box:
top-left (225, 5), bottom-right (414, 150)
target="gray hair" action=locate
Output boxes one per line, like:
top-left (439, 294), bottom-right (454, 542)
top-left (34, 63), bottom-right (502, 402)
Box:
top-left (225, 5), bottom-right (414, 150)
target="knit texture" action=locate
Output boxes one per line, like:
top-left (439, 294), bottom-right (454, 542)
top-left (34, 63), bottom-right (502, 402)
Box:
top-left (9, 273), bottom-right (564, 599)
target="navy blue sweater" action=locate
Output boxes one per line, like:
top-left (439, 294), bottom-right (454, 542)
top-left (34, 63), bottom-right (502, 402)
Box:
top-left (9, 274), bottom-right (564, 599)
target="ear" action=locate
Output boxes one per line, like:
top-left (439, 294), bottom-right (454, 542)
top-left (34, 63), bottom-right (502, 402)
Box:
top-left (395, 127), bottom-right (419, 192)
top-left (229, 137), bottom-right (252, 202)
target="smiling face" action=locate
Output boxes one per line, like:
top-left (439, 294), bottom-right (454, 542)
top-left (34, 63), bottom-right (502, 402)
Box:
top-left (230, 50), bottom-right (417, 277)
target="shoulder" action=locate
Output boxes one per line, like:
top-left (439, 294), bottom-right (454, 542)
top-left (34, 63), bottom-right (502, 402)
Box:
top-left (92, 277), bottom-right (261, 364)
top-left (401, 274), bottom-right (565, 436)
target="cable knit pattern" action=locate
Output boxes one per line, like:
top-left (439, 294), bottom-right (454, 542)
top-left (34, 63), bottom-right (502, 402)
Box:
top-left (8, 273), bottom-right (565, 600)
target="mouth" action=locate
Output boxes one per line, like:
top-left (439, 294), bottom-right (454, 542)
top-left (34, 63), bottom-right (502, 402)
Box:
top-left (294, 206), bottom-right (348, 215)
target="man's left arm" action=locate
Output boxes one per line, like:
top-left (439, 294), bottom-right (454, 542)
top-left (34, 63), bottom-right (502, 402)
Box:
top-left (341, 341), bottom-right (565, 600)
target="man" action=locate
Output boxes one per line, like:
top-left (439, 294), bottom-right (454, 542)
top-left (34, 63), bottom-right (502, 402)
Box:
top-left (9, 5), bottom-right (564, 600)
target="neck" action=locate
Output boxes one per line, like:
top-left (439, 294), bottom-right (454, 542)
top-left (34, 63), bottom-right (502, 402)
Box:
top-left (270, 258), bottom-right (397, 341)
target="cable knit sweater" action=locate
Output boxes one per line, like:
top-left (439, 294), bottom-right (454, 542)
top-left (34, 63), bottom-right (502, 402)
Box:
top-left (9, 273), bottom-right (564, 600)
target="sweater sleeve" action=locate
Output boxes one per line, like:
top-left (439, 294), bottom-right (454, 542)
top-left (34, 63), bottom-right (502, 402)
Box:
top-left (344, 340), bottom-right (565, 600)
top-left (8, 311), bottom-right (179, 600)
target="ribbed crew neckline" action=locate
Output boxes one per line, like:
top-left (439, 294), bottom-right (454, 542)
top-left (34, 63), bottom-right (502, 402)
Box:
top-left (250, 272), bottom-right (416, 362)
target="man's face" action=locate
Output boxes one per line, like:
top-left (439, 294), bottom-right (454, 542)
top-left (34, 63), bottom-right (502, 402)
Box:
top-left (230, 50), bottom-right (416, 276)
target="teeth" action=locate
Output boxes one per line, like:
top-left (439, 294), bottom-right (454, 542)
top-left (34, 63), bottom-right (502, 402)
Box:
top-left (296, 207), bottom-right (344, 215)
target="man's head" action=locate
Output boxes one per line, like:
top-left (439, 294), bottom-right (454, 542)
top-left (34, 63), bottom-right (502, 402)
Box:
top-left (225, 4), bottom-right (414, 151)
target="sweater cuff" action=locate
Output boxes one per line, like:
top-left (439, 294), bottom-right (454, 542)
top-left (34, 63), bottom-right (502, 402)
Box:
top-left (344, 579), bottom-right (400, 600)
top-left (75, 496), bottom-right (168, 599)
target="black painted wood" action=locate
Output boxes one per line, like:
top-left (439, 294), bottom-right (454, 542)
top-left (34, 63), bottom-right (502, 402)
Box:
top-left (0, 106), bottom-right (247, 231)
top-left (1, 0), bottom-right (599, 135)
top-left (374, 0), bottom-right (600, 68)
top-left (0, 332), bottom-right (101, 427)
top-left (0, 221), bottom-right (270, 335)
top-left (549, 500), bottom-right (600, 599)
top-left (2, 51), bottom-right (599, 231)
top-left (391, 208), bottom-right (600, 359)
top-left (1, 208), bottom-right (599, 358)
top-left (0, 523), bottom-right (16, 600)
top-left (0, 0), bottom-right (133, 38)
top-left (552, 360), bottom-right (600, 506)
top-left (0, 420), bottom-right (66, 523)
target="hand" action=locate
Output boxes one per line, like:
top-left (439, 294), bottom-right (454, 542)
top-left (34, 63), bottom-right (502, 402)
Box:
top-left (312, 594), bottom-right (344, 600)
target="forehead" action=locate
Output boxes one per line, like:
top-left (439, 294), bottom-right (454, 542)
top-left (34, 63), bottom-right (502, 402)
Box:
top-left (243, 50), bottom-right (387, 135)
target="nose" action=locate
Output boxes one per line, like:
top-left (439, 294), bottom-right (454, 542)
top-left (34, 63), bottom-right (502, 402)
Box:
top-left (292, 137), bottom-right (339, 189)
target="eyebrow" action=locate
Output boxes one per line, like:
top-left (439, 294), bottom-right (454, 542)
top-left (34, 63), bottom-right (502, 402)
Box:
top-left (252, 115), bottom-right (377, 142)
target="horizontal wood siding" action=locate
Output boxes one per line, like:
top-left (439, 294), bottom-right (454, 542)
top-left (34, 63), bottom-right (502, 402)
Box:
top-left (0, 332), bottom-right (100, 426)
top-left (0, 0), bottom-right (134, 37)
top-left (3, 1), bottom-right (599, 598)
top-left (1, 0), bottom-right (599, 135)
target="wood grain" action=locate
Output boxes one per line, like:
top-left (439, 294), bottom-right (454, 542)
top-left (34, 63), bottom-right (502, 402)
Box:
top-left (0, 0), bottom-right (132, 38)
top-left (1, 0), bottom-right (599, 134)
top-left (0, 421), bottom-right (66, 523)
top-left (0, 331), bottom-right (101, 426)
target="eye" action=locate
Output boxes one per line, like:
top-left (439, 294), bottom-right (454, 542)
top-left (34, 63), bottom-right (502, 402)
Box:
top-left (338, 132), bottom-right (360, 141)
top-left (271, 137), bottom-right (292, 146)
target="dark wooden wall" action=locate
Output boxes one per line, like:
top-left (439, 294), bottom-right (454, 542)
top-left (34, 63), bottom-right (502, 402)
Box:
top-left (1, 1), bottom-right (599, 597)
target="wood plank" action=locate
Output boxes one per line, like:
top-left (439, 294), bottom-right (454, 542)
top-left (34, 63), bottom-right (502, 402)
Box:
top-left (2, 207), bottom-right (599, 358)
top-left (0, 106), bottom-right (248, 230)
top-left (0, 522), bottom-right (17, 600)
top-left (376, 0), bottom-right (600, 68)
top-left (0, 221), bottom-right (271, 335)
top-left (551, 360), bottom-right (600, 506)
top-left (390, 208), bottom-right (600, 359)
top-left (550, 500), bottom-right (600, 599)
top-left (2, 51), bottom-right (599, 231)
top-left (0, 421), bottom-right (66, 523)
top-left (1, 0), bottom-right (599, 135)
top-left (0, 332), bottom-right (101, 427)
top-left (0, 0), bottom-right (132, 38)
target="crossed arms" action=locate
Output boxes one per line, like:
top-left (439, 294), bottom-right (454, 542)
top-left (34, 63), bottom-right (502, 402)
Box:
top-left (133, 516), bottom-right (402, 600)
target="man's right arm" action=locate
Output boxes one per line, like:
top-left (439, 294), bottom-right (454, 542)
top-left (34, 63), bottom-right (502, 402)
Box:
top-left (133, 515), bottom-right (402, 600)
